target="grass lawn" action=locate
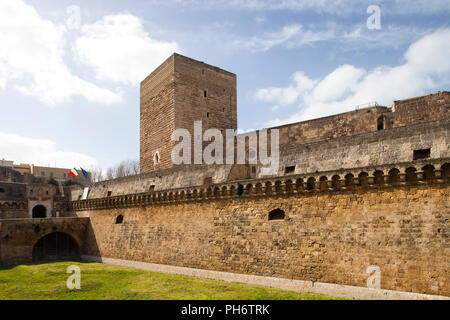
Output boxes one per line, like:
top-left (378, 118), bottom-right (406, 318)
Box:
top-left (0, 261), bottom-right (342, 300)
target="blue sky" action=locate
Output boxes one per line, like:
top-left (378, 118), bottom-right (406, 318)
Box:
top-left (1, 0), bottom-right (449, 171)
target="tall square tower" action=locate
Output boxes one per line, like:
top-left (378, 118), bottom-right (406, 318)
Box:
top-left (140, 53), bottom-right (237, 173)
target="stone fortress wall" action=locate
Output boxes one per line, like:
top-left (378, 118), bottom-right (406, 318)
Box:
top-left (65, 85), bottom-right (449, 297)
top-left (1, 53), bottom-right (449, 298)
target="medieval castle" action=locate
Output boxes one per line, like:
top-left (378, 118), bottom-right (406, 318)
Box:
top-left (0, 53), bottom-right (449, 299)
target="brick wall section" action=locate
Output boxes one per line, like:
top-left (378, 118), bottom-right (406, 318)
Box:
top-left (392, 91), bottom-right (450, 128)
top-left (80, 182), bottom-right (449, 296)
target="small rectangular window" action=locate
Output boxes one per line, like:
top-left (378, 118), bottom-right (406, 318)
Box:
top-left (413, 148), bottom-right (431, 160)
top-left (107, 191), bottom-right (112, 197)
top-left (204, 90), bottom-right (207, 98)
top-left (41, 171), bottom-right (45, 176)
top-left (284, 166), bottom-right (295, 174)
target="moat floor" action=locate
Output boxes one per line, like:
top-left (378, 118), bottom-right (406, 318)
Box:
top-left (0, 261), bottom-right (342, 300)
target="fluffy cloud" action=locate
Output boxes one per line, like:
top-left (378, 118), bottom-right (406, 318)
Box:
top-left (73, 14), bottom-right (179, 85)
top-left (0, 131), bottom-right (98, 169)
top-left (255, 71), bottom-right (316, 105)
top-left (0, 0), bottom-right (121, 105)
top-left (254, 29), bottom-right (450, 126)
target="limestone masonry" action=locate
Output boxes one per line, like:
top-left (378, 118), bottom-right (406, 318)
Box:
top-left (0, 53), bottom-right (449, 299)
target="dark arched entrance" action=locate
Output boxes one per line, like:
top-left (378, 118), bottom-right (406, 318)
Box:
top-left (32, 205), bottom-right (47, 218)
top-left (33, 232), bottom-right (80, 261)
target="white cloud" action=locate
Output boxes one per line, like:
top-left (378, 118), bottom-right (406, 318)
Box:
top-left (73, 14), bottom-right (179, 85)
top-left (0, 131), bottom-right (98, 169)
top-left (235, 23), bottom-right (430, 52)
top-left (235, 24), bottom-right (335, 52)
top-left (254, 29), bottom-right (450, 127)
top-left (255, 71), bottom-right (316, 105)
top-left (0, 0), bottom-right (121, 105)
top-left (156, 0), bottom-right (450, 15)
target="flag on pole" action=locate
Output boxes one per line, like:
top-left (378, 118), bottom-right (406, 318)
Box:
top-left (80, 167), bottom-right (89, 179)
top-left (68, 168), bottom-right (79, 178)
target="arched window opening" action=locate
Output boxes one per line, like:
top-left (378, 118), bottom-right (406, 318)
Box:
top-left (32, 205), bottom-right (46, 218)
top-left (115, 214), bottom-right (124, 224)
top-left (268, 208), bottom-right (285, 221)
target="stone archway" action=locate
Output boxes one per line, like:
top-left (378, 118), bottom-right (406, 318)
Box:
top-left (32, 205), bottom-right (47, 218)
top-left (32, 232), bottom-right (80, 262)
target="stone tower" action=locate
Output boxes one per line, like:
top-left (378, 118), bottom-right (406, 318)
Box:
top-left (140, 53), bottom-right (237, 173)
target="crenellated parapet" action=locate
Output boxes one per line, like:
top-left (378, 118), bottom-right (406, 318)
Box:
top-left (69, 158), bottom-right (450, 211)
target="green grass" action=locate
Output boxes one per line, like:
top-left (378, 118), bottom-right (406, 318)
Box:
top-left (0, 261), bottom-right (342, 300)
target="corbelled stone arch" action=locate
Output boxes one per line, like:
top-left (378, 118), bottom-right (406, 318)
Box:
top-left (405, 167), bottom-right (418, 182)
top-left (331, 175), bottom-right (341, 189)
top-left (422, 165), bottom-right (436, 181)
top-left (344, 173), bottom-right (354, 187)
top-left (358, 172), bottom-right (369, 186)
top-left (319, 176), bottom-right (328, 191)
top-left (306, 177), bottom-right (316, 190)
top-left (388, 168), bottom-right (400, 183)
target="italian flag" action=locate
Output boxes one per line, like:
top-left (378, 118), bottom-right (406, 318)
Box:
top-left (68, 168), bottom-right (79, 178)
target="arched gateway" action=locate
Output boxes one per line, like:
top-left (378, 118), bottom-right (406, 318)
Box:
top-left (32, 205), bottom-right (47, 218)
top-left (32, 232), bottom-right (80, 262)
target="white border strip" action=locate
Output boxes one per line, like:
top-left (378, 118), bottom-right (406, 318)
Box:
top-left (82, 255), bottom-right (449, 300)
